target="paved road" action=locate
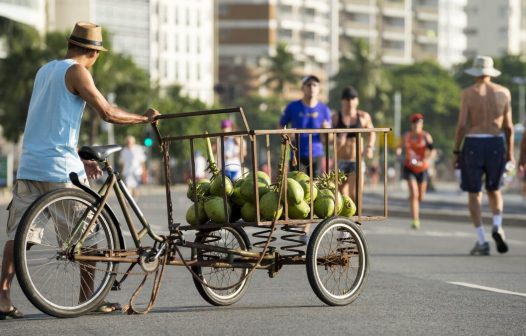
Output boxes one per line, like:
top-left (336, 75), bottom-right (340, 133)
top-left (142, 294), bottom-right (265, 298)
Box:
top-left (0, 188), bottom-right (525, 335)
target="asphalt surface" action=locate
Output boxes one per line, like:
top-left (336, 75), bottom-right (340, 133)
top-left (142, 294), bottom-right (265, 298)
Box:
top-left (0, 182), bottom-right (524, 335)
top-left (363, 180), bottom-right (525, 227)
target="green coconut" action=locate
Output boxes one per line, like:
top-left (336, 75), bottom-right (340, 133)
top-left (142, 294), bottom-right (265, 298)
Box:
top-left (299, 179), bottom-right (318, 203)
top-left (234, 177), bottom-right (245, 188)
top-left (240, 202), bottom-right (257, 222)
top-left (288, 170), bottom-right (311, 183)
top-left (186, 179), bottom-right (210, 202)
top-left (288, 200), bottom-right (310, 219)
top-left (339, 195), bottom-right (357, 217)
top-left (314, 195), bottom-right (335, 219)
top-left (313, 189), bottom-right (343, 218)
top-left (334, 191), bottom-right (343, 215)
top-left (260, 190), bottom-right (283, 221)
top-left (240, 172), bottom-right (270, 202)
top-left (186, 201), bottom-right (208, 226)
top-left (209, 174), bottom-right (234, 197)
top-left (286, 178), bottom-right (304, 205)
top-left (204, 196), bottom-right (231, 224)
top-left (230, 186), bottom-right (244, 206)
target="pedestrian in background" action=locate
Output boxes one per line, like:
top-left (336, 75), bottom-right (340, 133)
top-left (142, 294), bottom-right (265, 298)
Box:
top-left (279, 75), bottom-right (331, 244)
top-left (119, 135), bottom-right (146, 199)
top-left (0, 22), bottom-right (159, 319)
top-left (193, 150), bottom-right (207, 180)
top-left (453, 55), bottom-right (514, 256)
top-left (219, 119), bottom-right (245, 181)
top-left (332, 86), bottom-right (376, 202)
top-left (279, 75), bottom-right (332, 177)
top-left (396, 113), bottom-right (434, 230)
top-left (519, 130), bottom-right (526, 200)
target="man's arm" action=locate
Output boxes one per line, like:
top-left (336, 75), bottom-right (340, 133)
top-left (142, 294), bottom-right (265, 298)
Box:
top-left (66, 64), bottom-right (159, 124)
top-left (502, 89), bottom-right (515, 163)
top-left (363, 112), bottom-right (376, 159)
top-left (453, 90), bottom-right (468, 167)
top-left (423, 132), bottom-right (435, 161)
top-left (519, 132), bottom-right (526, 171)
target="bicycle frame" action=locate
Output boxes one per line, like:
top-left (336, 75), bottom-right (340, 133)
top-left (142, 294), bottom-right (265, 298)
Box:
top-left (70, 157), bottom-right (268, 269)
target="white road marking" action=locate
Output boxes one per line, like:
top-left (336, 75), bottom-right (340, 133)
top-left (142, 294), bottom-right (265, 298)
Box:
top-left (448, 282), bottom-right (526, 298)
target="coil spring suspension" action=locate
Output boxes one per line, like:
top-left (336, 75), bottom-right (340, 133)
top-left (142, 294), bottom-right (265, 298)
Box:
top-left (251, 226), bottom-right (277, 250)
top-left (280, 225), bottom-right (307, 256)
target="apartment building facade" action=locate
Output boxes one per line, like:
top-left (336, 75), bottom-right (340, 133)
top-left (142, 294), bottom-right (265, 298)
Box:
top-left (339, 0), bottom-right (467, 68)
top-left (465, 0), bottom-right (522, 58)
top-left (21, 0), bottom-right (216, 105)
top-left (0, 0), bottom-right (47, 33)
top-left (217, 0), bottom-right (335, 103)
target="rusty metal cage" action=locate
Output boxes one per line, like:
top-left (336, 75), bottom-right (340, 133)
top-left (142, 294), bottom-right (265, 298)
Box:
top-left (152, 107), bottom-right (391, 230)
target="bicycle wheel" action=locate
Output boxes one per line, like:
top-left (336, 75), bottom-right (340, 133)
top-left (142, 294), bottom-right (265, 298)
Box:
top-left (14, 188), bottom-right (120, 318)
top-left (306, 217), bottom-right (369, 306)
top-left (191, 227), bottom-right (251, 306)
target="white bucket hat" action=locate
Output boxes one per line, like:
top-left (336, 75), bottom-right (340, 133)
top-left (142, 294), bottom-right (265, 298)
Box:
top-left (464, 56), bottom-right (501, 77)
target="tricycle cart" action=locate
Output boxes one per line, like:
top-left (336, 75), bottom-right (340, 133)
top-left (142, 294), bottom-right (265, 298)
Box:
top-left (14, 107), bottom-right (390, 317)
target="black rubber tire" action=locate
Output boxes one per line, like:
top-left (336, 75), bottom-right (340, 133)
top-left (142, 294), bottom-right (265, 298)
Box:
top-left (191, 226), bottom-right (251, 306)
top-left (306, 216), bottom-right (369, 306)
top-left (14, 188), bottom-right (120, 318)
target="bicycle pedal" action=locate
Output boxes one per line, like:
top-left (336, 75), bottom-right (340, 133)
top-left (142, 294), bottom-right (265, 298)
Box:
top-left (111, 280), bottom-right (121, 291)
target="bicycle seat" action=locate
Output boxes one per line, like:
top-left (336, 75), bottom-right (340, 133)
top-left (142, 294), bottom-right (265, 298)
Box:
top-left (78, 145), bottom-right (123, 162)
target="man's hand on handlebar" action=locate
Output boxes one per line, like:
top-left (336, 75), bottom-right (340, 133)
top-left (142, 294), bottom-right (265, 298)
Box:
top-left (145, 108), bottom-right (161, 123)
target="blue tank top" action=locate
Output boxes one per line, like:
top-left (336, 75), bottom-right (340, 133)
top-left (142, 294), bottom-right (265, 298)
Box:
top-left (17, 59), bottom-right (87, 182)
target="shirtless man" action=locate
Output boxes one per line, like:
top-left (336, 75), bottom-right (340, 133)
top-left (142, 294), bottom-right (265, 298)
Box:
top-left (453, 56), bottom-right (514, 256)
top-left (333, 86), bottom-right (375, 202)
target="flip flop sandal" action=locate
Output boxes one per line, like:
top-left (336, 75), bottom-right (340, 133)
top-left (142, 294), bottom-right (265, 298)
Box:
top-left (94, 302), bottom-right (122, 314)
top-left (0, 307), bottom-right (24, 320)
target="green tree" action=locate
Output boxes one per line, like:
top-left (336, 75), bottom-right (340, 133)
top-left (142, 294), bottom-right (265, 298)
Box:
top-left (391, 61), bottom-right (461, 155)
top-left (264, 42), bottom-right (298, 98)
top-left (329, 39), bottom-right (391, 126)
top-left (0, 18), bottom-right (45, 141)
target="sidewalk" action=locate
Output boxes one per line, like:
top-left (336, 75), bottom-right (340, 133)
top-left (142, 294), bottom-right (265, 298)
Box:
top-left (1, 181), bottom-right (524, 227)
top-left (363, 181), bottom-right (525, 227)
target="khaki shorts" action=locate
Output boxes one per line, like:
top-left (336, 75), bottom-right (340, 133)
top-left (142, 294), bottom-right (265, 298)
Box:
top-left (6, 179), bottom-right (88, 241)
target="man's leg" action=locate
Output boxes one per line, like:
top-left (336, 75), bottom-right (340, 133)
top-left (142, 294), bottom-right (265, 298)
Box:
top-left (468, 192), bottom-right (490, 255)
top-left (487, 190), bottom-right (508, 253)
top-left (0, 240), bottom-right (15, 313)
top-left (468, 192), bottom-right (483, 227)
top-left (407, 179), bottom-right (419, 229)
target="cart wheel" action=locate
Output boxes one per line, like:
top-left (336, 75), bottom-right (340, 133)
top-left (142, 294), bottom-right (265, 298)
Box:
top-left (191, 227), bottom-right (251, 306)
top-left (306, 216), bottom-right (369, 306)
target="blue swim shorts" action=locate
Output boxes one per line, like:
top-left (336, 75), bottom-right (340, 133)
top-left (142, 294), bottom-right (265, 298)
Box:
top-left (460, 136), bottom-right (506, 193)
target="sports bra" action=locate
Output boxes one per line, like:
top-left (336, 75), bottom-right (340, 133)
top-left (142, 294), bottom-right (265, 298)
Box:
top-left (336, 111), bottom-right (362, 139)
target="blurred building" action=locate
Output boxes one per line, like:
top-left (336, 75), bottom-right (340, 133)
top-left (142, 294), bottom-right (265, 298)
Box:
top-left (465, 0), bottom-right (522, 58)
top-left (217, 0), bottom-right (336, 104)
top-left (0, 0), bottom-right (47, 33)
top-left (339, 0), bottom-right (467, 68)
top-left (6, 0), bottom-right (217, 105)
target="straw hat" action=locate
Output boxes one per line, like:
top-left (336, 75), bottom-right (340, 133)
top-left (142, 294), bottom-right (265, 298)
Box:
top-left (68, 22), bottom-right (107, 52)
top-left (464, 56), bottom-right (500, 77)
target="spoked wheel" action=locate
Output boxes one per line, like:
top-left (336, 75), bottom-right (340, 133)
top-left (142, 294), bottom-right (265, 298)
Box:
top-left (14, 189), bottom-right (120, 318)
top-left (306, 217), bottom-right (369, 306)
top-left (191, 227), bottom-right (251, 306)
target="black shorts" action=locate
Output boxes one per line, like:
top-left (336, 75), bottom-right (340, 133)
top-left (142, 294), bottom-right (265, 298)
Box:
top-left (338, 160), bottom-right (366, 176)
top-left (402, 166), bottom-right (428, 184)
top-left (460, 136), bottom-right (505, 193)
